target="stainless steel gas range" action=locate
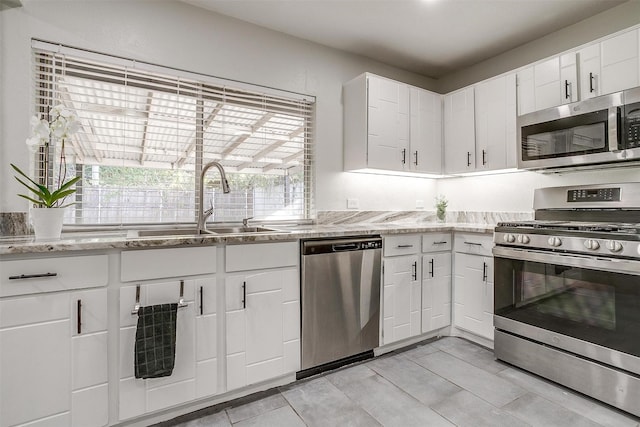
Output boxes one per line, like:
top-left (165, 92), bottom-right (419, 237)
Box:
top-left (493, 182), bottom-right (640, 417)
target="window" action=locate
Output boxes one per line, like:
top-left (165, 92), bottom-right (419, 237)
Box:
top-left (32, 41), bottom-right (315, 226)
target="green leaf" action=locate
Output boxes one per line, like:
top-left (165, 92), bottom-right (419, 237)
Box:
top-left (17, 194), bottom-right (48, 207)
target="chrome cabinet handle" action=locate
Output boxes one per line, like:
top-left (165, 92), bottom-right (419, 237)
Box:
top-left (396, 244), bottom-right (414, 248)
top-left (401, 148), bottom-right (407, 165)
top-left (412, 261), bottom-right (417, 280)
top-left (482, 262), bottom-right (488, 282)
top-left (9, 272), bottom-right (57, 280)
top-left (413, 151), bottom-right (418, 166)
top-left (467, 152), bottom-right (471, 167)
top-left (464, 242), bottom-right (482, 246)
top-left (589, 72), bottom-right (595, 93)
top-left (564, 80), bottom-right (571, 99)
top-left (482, 149), bottom-right (487, 165)
top-left (429, 259), bottom-right (434, 278)
top-left (432, 241), bottom-right (448, 245)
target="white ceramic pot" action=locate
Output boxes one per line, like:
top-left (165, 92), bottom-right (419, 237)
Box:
top-left (30, 207), bottom-right (66, 241)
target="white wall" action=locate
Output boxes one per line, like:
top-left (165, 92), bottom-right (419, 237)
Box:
top-left (438, 166), bottom-right (640, 213)
top-left (0, 0), bottom-right (438, 214)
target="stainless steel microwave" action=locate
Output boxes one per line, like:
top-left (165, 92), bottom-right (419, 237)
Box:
top-left (517, 87), bottom-right (640, 170)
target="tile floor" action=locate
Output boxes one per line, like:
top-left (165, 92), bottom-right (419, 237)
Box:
top-left (163, 337), bottom-right (640, 427)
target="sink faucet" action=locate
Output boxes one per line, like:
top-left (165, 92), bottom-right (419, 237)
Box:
top-left (197, 161), bottom-right (231, 234)
top-left (242, 216), bottom-right (254, 227)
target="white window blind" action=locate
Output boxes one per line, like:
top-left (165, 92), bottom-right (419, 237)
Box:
top-left (32, 40), bottom-right (315, 225)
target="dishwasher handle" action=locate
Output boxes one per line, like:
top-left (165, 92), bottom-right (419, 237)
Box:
top-left (332, 243), bottom-right (360, 252)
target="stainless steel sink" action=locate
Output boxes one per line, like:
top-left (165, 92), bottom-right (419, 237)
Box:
top-left (207, 226), bottom-right (280, 234)
top-left (129, 226), bottom-right (282, 238)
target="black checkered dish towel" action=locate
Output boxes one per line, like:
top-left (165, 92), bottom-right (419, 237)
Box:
top-left (134, 303), bottom-right (178, 379)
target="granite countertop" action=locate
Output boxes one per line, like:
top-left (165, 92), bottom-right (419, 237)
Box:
top-left (0, 222), bottom-right (495, 255)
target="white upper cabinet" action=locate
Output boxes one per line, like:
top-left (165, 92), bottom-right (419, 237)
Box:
top-left (578, 43), bottom-right (601, 100)
top-left (445, 74), bottom-right (516, 174)
top-left (410, 87), bottom-right (442, 173)
top-left (600, 29), bottom-right (639, 94)
top-left (474, 74), bottom-right (517, 171)
top-left (344, 73), bottom-right (442, 174)
top-left (444, 86), bottom-right (475, 174)
top-left (518, 27), bottom-right (640, 115)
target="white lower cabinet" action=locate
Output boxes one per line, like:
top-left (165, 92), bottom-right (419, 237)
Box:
top-left (453, 233), bottom-right (495, 340)
top-left (225, 242), bottom-right (300, 391)
top-left (383, 233), bottom-right (453, 345)
top-left (0, 287), bottom-right (108, 427)
top-left (118, 277), bottom-right (216, 421)
top-left (421, 233), bottom-right (452, 333)
top-left (225, 269), bottom-right (299, 390)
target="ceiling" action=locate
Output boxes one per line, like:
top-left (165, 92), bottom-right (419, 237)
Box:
top-left (182, 0), bottom-right (626, 79)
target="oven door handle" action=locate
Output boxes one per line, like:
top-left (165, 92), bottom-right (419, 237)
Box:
top-left (492, 246), bottom-right (640, 275)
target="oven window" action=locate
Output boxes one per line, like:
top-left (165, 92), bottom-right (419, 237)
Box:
top-left (521, 110), bottom-right (608, 161)
top-left (495, 257), bottom-right (640, 358)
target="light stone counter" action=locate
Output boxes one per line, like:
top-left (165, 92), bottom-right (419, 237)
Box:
top-left (0, 222), bottom-right (496, 256)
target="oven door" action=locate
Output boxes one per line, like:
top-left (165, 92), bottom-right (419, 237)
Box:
top-left (493, 246), bottom-right (640, 374)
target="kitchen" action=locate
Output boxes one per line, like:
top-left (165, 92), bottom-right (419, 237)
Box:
top-left (1, 0), bottom-right (640, 426)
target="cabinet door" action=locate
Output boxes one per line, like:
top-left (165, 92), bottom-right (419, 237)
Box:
top-left (422, 252), bottom-right (452, 333)
top-left (226, 268), bottom-right (299, 391)
top-left (560, 53), bottom-right (579, 104)
top-left (119, 280), bottom-right (198, 420)
top-left (444, 87), bottom-right (475, 174)
top-left (534, 57), bottom-right (562, 110)
top-left (578, 43), bottom-right (601, 100)
top-left (368, 75), bottom-right (410, 170)
top-left (516, 67), bottom-right (535, 116)
top-left (71, 288), bottom-right (108, 427)
top-left (383, 255), bottom-right (421, 344)
top-left (0, 293), bottom-right (71, 427)
top-left (195, 277), bottom-right (218, 399)
top-left (410, 87), bottom-right (442, 173)
top-left (453, 253), bottom-right (494, 340)
top-left (474, 74), bottom-right (517, 170)
top-left (601, 29), bottom-right (639, 95)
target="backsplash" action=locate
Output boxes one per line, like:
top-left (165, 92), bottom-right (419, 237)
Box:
top-left (0, 212), bottom-right (30, 236)
top-left (317, 210), bottom-right (533, 225)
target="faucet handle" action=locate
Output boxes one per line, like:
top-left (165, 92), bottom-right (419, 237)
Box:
top-left (242, 216), bottom-right (254, 227)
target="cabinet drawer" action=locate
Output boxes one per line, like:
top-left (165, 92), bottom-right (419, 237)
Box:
top-left (226, 242), bottom-right (298, 272)
top-left (422, 233), bottom-right (452, 253)
top-left (121, 246), bottom-right (216, 282)
top-left (383, 235), bottom-right (420, 257)
top-left (454, 232), bottom-right (494, 256)
top-left (1, 254), bottom-right (108, 297)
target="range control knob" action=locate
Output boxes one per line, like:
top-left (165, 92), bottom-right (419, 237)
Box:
top-left (503, 234), bottom-right (516, 243)
top-left (548, 237), bottom-right (562, 247)
top-left (606, 240), bottom-right (623, 253)
top-left (584, 239), bottom-right (600, 250)
top-left (517, 235), bottom-right (530, 244)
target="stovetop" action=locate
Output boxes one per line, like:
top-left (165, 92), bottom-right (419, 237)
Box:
top-left (497, 220), bottom-right (640, 234)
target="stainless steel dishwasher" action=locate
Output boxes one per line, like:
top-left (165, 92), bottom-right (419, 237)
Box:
top-left (299, 236), bottom-right (382, 377)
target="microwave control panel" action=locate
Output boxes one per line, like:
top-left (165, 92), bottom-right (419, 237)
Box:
top-left (623, 103), bottom-right (640, 149)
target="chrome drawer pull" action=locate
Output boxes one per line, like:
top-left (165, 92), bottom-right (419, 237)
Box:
top-left (9, 272), bottom-right (57, 280)
top-left (464, 242), bottom-right (483, 246)
top-left (432, 241), bottom-right (448, 245)
top-left (396, 244), bottom-right (414, 248)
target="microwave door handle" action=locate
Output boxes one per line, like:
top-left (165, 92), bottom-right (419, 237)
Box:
top-left (609, 105), bottom-right (620, 152)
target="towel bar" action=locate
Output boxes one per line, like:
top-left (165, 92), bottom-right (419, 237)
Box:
top-left (131, 282), bottom-right (189, 315)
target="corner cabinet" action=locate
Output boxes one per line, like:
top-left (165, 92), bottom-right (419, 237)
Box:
top-left (0, 254), bottom-right (109, 427)
top-left (453, 233), bottom-right (494, 341)
top-left (444, 74), bottom-right (516, 174)
top-left (344, 72), bottom-right (442, 174)
top-left (225, 242), bottom-right (300, 391)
